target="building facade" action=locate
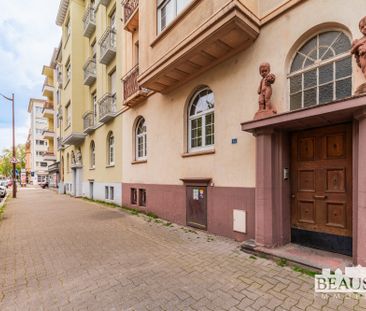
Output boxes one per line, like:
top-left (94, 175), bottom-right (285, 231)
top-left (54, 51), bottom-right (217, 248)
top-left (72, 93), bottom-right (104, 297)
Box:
top-left (27, 99), bottom-right (53, 184)
top-left (120, 0), bottom-right (366, 265)
top-left (55, 0), bottom-right (123, 204)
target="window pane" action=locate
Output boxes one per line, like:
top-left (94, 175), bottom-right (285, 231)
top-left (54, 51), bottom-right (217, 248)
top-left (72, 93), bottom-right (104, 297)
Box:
top-left (190, 89), bottom-right (214, 116)
top-left (177, 0), bottom-right (190, 12)
top-left (336, 78), bottom-right (352, 100)
top-left (291, 53), bottom-right (305, 72)
top-left (304, 88), bottom-right (317, 107)
top-left (322, 48), bottom-right (335, 61)
top-left (304, 70), bottom-right (317, 88)
top-left (299, 37), bottom-right (317, 56)
top-left (319, 63), bottom-right (333, 84)
top-left (332, 33), bottom-right (351, 55)
top-left (319, 83), bottom-right (333, 104)
top-left (205, 113), bottom-right (214, 146)
top-left (319, 31), bottom-right (339, 48)
top-left (290, 93), bottom-right (302, 110)
top-left (290, 75), bottom-right (302, 94)
top-left (336, 57), bottom-right (352, 79)
top-left (191, 118), bottom-right (202, 148)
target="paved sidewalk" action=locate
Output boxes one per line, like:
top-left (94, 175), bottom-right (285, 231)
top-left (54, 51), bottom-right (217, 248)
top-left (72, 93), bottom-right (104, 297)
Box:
top-left (0, 189), bottom-right (363, 310)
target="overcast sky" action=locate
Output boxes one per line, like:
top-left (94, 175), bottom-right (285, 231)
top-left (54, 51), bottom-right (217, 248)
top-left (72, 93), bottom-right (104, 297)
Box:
top-left (0, 1), bottom-right (61, 153)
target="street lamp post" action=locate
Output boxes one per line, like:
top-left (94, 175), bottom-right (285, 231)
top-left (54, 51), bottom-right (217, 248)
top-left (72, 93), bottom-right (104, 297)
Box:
top-left (0, 93), bottom-right (16, 198)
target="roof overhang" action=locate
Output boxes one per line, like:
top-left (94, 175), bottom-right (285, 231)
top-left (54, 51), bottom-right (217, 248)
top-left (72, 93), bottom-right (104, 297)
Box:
top-left (56, 0), bottom-right (70, 26)
top-left (241, 95), bottom-right (366, 133)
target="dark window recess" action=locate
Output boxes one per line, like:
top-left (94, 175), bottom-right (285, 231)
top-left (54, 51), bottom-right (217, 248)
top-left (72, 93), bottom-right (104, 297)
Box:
top-left (139, 189), bottom-right (146, 207)
top-left (131, 188), bottom-right (137, 205)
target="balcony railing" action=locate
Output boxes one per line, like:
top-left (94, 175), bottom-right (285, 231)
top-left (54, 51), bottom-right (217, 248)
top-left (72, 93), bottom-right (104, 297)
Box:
top-left (83, 111), bottom-right (96, 134)
top-left (123, 65), bottom-right (150, 106)
top-left (42, 102), bottom-right (54, 112)
top-left (98, 93), bottom-right (117, 123)
top-left (83, 58), bottom-right (96, 86)
top-left (83, 5), bottom-right (96, 38)
top-left (42, 102), bottom-right (54, 118)
top-left (99, 27), bottom-right (116, 65)
top-left (123, 0), bottom-right (138, 24)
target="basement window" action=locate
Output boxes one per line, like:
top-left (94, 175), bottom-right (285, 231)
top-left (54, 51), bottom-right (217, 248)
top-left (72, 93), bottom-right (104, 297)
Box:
top-left (139, 189), bottom-right (146, 207)
top-left (131, 188), bottom-right (137, 205)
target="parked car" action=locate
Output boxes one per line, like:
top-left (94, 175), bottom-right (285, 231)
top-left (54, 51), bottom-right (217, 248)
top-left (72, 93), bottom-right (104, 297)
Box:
top-left (0, 186), bottom-right (7, 198)
top-left (40, 181), bottom-right (49, 189)
top-left (7, 180), bottom-right (12, 187)
top-left (0, 180), bottom-right (8, 188)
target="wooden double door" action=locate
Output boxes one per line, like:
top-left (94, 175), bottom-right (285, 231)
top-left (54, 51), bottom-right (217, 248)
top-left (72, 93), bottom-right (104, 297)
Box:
top-left (291, 123), bottom-right (352, 255)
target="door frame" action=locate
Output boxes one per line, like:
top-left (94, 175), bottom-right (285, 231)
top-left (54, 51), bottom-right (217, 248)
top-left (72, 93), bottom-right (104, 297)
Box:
top-left (289, 123), bottom-right (353, 256)
top-left (181, 178), bottom-right (211, 230)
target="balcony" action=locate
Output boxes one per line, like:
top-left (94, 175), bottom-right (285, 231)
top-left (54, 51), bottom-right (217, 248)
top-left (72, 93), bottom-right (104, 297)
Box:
top-left (83, 5), bottom-right (96, 38)
top-left (99, 27), bottom-right (116, 65)
top-left (123, 0), bottom-right (139, 32)
top-left (83, 111), bottom-right (97, 134)
top-left (138, 0), bottom-right (260, 93)
top-left (123, 65), bottom-right (150, 107)
top-left (44, 152), bottom-right (57, 161)
top-left (83, 58), bottom-right (97, 86)
top-left (42, 102), bottom-right (54, 118)
top-left (98, 93), bottom-right (117, 123)
top-left (42, 78), bottom-right (54, 98)
top-left (63, 133), bottom-right (86, 146)
top-left (42, 130), bottom-right (56, 140)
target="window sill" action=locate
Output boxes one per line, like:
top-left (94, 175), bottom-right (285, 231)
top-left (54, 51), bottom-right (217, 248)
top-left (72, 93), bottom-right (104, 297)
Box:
top-left (151, 0), bottom-right (202, 48)
top-left (89, 167), bottom-right (95, 170)
top-left (63, 34), bottom-right (70, 48)
top-left (182, 149), bottom-right (215, 158)
top-left (106, 164), bottom-right (115, 168)
top-left (131, 159), bottom-right (147, 165)
top-left (64, 124), bottom-right (71, 131)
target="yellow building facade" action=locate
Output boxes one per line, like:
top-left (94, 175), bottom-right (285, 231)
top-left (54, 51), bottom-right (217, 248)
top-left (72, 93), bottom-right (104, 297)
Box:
top-left (55, 0), bottom-right (123, 204)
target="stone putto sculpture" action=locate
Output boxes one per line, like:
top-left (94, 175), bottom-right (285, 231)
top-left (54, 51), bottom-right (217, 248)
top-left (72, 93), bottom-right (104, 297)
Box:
top-left (254, 62), bottom-right (277, 120)
top-left (351, 16), bottom-right (366, 94)
top-left (75, 149), bottom-right (83, 166)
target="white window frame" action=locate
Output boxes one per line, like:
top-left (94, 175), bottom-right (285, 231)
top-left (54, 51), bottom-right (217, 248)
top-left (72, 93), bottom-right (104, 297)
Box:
top-left (90, 141), bottom-right (95, 169)
top-left (107, 132), bottom-right (115, 166)
top-left (157, 0), bottom-right (191, 33)
top-left (188, 88), bottom-right (215, 152)
top-left (287, 30), bottom-right (352, 111)
top-left (135, 118), bottom-right (147, 161)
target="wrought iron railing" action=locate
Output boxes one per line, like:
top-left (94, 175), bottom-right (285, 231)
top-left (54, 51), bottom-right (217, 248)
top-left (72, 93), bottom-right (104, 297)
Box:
top-left (123, 65), bottom-right (140, 100)
top-left (83, 5), bottom-right (96, 32)
top-left (98, 93), bottom-right (116, 120)
top-left (83, 111), bottom-right (95, 130)
top-left (123, 0), bottom-right (139, 22)
top-left (99, 27), bottom-right (116, 58)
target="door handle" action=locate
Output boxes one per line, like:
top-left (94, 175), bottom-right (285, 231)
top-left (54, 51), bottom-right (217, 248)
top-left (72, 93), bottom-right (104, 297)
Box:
top-left (291, 194), bottom-right (296, 199)
top-left (314, 195), bottom-right (327, 200)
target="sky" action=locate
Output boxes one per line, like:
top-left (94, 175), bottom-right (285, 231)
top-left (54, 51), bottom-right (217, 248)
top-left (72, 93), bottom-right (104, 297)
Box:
top-left (0, 1), bottom-right (61, 153)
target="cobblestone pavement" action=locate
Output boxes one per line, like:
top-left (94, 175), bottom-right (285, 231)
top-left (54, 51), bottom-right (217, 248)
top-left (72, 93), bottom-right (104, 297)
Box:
top-left (0, 188), bottom-right (363, 311)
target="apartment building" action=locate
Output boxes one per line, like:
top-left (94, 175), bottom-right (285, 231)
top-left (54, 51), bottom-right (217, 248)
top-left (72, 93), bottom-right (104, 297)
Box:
top-left (55, 0), bottom-right (122, 204)
top-left (120, 0), bottom-right (366, 265)
top-left (41, 49), bottom-right (59, 188)
top-left (27, 98), bottom-right (53, 184)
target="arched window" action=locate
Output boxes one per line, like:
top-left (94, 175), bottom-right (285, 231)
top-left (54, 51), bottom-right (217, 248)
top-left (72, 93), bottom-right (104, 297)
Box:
top-left (107, 132), bottom-right (115, 166)
top-left (66, 153), bottom-right (70, 173)
top-left (90, 140), bottom-right (95, 169)
top-left (288, 31), bottom-right (352, 110)
top-left (188, 88), bottom-right (215, 151)
top-left (136, 118), bottom-right (147, 160)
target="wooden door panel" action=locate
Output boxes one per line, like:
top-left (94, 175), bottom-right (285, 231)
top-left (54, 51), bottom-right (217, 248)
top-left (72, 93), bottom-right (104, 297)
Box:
top-left (186, 186), bottom-right (207, 230)
top-left (291, 123), bottom-right (352, 239)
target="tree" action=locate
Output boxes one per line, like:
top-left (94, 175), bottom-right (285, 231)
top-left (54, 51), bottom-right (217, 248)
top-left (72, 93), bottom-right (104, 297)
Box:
top-left (0, 144), bottom-right (26, 178)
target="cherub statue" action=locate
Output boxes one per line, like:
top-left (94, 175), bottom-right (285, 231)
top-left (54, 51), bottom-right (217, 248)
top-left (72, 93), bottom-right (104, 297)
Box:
top-left (257, 62), bottom-right (276, 112)
top-left (75, 149), bottom-right (82, 166)
top-left (71, 151), bottom-right (76, 165)
top-left (351, 16), bottom-right (366, 94)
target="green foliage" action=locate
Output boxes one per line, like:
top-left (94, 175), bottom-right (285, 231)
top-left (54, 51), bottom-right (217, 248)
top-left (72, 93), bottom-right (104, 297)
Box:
top-left (276, 258), bottom-right (288, 267)
top-left (0, 144), bottom-right (26, 178)
top-left (146, 211), bottom-right (158, 219)
top-left (249, 255), bottom-right (257, 260)
top-left (292, 265), bottom-right (317, 277)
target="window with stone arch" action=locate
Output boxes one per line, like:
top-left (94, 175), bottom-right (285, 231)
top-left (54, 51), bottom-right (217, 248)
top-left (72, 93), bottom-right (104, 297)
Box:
top-left (188, 87), bottom-right (215, 151)
top-left (90, 140), bottom-right (95, 169)
top-left (136, 117), bottom-right (147, 160)
top-left (107, 132), bottom-right (115, 166)
top-left (288, 30), bottom-right (352, 111)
